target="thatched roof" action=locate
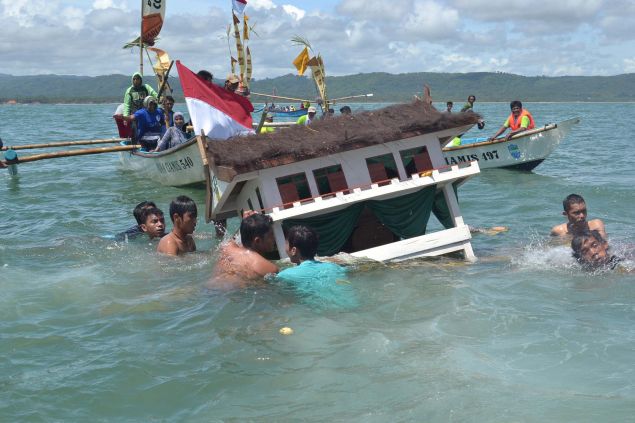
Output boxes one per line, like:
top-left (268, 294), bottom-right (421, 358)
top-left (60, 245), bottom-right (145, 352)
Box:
top-left (204, 100), bottom-right (480, 174)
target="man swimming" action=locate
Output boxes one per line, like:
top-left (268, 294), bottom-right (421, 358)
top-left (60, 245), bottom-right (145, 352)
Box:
top-left (208, 213), bottom-right (279, 289)
top-left (157, 196), bottom-right (197, 256)
top-left (571, 230), bottom-right (620, 271)
top-left (551, 194), bottom-right (607, 239)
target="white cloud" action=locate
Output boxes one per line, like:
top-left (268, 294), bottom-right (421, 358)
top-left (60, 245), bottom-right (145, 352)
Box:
top-left (282, 4), bottom-right (305, 20)
top-left (61, 7), bottom-right (85, 30)
top-left (623, 58), bottom-right (635, 73)
top-left (249, 0), bottom-right (276, 10)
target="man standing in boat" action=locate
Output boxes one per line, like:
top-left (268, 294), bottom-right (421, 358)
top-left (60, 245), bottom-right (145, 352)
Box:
top-left (122, 72), bottom-right (158, 116)
top-left (489, 100), bottom-right (535, 141)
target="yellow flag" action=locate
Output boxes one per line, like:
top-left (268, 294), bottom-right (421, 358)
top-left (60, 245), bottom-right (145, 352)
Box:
top-left (292, 47), bottom-right (309, 76)
top-left (243, 14), bottom-right (250, 40)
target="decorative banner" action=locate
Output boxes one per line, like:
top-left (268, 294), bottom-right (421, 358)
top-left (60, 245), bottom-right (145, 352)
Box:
top-left (232, 12), bottom-right (246, 79)
top-left (231, 56), bottom-right (238, 74)
top-left (243, 14), bottom-right (250, 40)
top-left (293, 47), bottom-right (309, 76)
top-left (142, 0), bottom-right (166, 46)
top-left (232, 0), bottom-right (247, 15)
top-left (147, 47), bottom-right (170, 75)
top-left (245, 47), bottom-right (252, 87)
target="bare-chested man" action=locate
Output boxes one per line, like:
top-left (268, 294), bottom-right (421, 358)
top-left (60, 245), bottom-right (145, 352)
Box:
top-left (157, 195), bottom-right (197, 256)
top-left (208, 213), bottom-right (279, 289)
top-left (551, 194), bottom-right (607, 240)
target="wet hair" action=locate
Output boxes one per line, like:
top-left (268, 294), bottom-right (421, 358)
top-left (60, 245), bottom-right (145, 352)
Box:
top-left (446, 101), bottom-right (453, 106)
top-left (240, 213), bottom-right (273, 249)
top-left (563, 193), bottom-right (585, 212)
top-left (197, 70), bottom-right (214, 82)
top-left (140, 206), bottom-right (163, 224)
top-left (571, 229), bottom-right (607, 266)
top-left (287, 225), bottom-right (319, 260)
top-left (510, 100), bottom-right (522, 109)
top-left (133, 201), bottom-right (157, 224)
top-left (168, 195), bottom-right (197, 222)
top-left (339, 106), bottom-right (351, 114)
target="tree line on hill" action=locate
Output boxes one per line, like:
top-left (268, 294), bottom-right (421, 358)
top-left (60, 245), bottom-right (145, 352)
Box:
top-left (1, 71), bottom-right (634, 104)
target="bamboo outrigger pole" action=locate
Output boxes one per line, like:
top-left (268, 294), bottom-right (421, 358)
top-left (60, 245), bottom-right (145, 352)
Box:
top-left (1, 138), bottom-right (125, 151)
top-left (250, 92), bottom-right (312, 103)
top-left (5, 145), bottom-right (141, 165)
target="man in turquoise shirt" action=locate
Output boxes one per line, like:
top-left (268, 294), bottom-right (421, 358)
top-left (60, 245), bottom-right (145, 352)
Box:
top-left (277, 225), bottom-right (357, 308)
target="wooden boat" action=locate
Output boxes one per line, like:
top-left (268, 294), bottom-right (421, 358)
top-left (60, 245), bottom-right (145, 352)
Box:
top-left (443, 117), bottom-right (579, 171)
top-left (118, 138), bottom-right (205, 187)
top-left (199, 100), bottom-right (483, 262)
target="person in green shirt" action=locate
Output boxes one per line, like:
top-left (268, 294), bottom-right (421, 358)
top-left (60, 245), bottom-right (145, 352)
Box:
top-left (122, 72), bottom-right (158, 116)
top-left (297, 106), bottom-right (317, 126)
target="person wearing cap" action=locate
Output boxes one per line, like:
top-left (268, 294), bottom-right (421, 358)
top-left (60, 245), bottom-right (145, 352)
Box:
top-left (122, 72), bottom-right (158, 116)
top-left (154, 112), bottom-right (190, 152)
top-left (297, 106), bottom-right (317, 126)
top-left (126, 95), bottom-right (166, 150)
top-left (259, 113), bottom-right (276, 134)
top-left (225, 73), bottom-right (250, 97)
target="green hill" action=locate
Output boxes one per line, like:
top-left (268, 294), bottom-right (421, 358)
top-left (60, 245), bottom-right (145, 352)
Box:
top-left (1, 72), bottom-right (634, 103)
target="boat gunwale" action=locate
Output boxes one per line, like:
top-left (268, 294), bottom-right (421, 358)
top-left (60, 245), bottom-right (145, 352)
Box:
top-left (443, 123), bottom-right (559, 152)
top-left (119, 137), bottom-right (199, 158)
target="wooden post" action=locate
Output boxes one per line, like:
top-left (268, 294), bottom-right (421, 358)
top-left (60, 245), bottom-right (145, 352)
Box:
top-left (196, 131), bottom-right (214, 224)
top-left (11, 145), bottom-right (141, 164)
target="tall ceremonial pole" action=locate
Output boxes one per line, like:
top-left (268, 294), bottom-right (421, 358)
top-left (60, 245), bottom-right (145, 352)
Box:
top-left (139, 0), bottom-right (144, 75)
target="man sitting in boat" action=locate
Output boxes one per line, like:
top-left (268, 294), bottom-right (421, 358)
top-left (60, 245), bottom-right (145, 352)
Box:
top-left (297, 106), bottom-right (317, 126)
top-left (122, 72), bottom-right (158, 116)
top-left (154, 112), bottom-right (190, 152)
top-left (208, 212), bottom-right (279, 289)
top-left (224, 73), bottom-right (250, 97)
top-left (161, 95), bottom-right (176, 128)
top-left (551, 193), bottom-right (607, 240)
top-left (126, 96), bottom-right (166, 151)
top-left (489, 100), bottom-right (535, 141)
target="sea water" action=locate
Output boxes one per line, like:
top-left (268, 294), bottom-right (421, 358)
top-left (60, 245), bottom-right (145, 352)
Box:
top-left (0, 102), bottom-right (634, 421)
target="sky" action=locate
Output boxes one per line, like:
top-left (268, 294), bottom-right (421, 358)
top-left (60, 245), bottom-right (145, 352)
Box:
top-left (1, 0), bottom-right (634, 78)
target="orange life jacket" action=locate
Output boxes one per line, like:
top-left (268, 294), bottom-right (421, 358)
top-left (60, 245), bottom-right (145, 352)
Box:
top-left (507, 109), bottom-right (535, 131)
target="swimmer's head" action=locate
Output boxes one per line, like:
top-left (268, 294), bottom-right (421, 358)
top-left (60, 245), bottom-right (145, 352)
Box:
top-left (285, 225), bottom-right (319, 263)
top-left (140, 206), bottom-right (165, 239)
top-left (571, 230), bottom-right (611, 269)
top-left (562, 193), bottom-right (587, 225)
top-left (240, 213), bottom-right (275, 253)
top-left (133, 200), bottom-right (157, 224)
top-left (169, 196), bottom-right (197, 234)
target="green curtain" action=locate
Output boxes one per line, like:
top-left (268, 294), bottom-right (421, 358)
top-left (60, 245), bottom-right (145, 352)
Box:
top-left (432, 183), bottom-right (459, 229)
top-left (283, 203), bottom-right (365, 256)
top-left (366, 185), bottom-right (437, 238)
top-left (282, 186), bottom-right (442, 256)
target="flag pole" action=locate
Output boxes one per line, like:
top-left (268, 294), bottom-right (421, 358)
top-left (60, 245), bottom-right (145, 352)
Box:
top-left (139, 0), bottom-right (144, 75)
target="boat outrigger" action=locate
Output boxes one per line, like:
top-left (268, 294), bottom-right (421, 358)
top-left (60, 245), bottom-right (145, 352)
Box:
top-left (197, 99), bottom-right (482, 262)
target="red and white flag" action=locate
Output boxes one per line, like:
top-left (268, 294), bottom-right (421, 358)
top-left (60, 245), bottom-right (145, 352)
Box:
top-left (176, 61), bottom-right (254, 140)
top-left (232, 0), bottom-right (247, 15)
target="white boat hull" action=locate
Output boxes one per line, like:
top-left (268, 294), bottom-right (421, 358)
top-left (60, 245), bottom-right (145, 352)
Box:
top-left (443, 118), bottom-right (579, 171)
top-left (118, 139), bottom-right (205, 187)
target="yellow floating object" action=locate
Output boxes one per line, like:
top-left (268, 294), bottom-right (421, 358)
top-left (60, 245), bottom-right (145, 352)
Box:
top-left (279, 327), bottom-right (294, 335)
